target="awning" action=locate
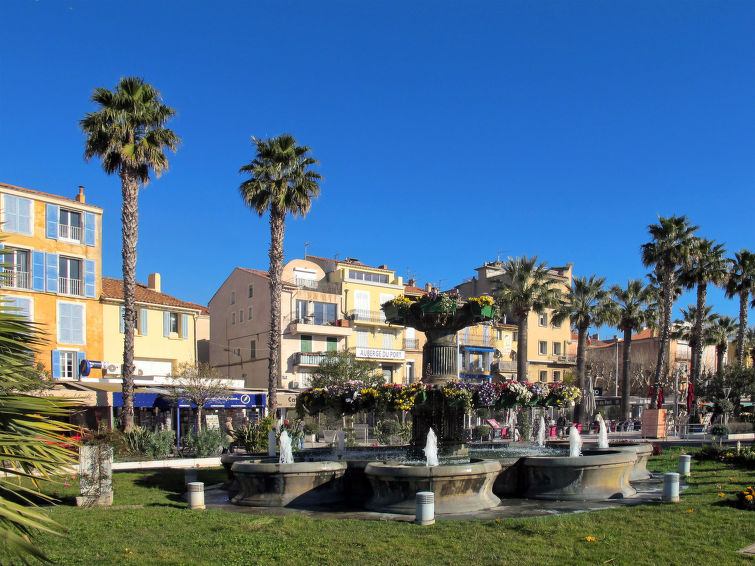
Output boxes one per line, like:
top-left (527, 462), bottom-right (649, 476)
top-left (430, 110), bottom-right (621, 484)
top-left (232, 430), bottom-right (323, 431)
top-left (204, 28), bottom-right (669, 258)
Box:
top-left (113, 391), bottom-right (266, 409)
top-left (113, 392), bottom-right (160, 408)
top-left (461, 346), bottom-right (495, 352)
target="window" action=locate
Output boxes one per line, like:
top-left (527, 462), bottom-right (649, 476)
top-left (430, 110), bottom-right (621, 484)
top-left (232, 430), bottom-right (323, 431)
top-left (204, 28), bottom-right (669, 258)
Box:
top-left (553, 342), bottom-right (562, 355)
top-left (382, 330), bottom-right (393, 350)
top-left (326, 337), bottom-right (338, 352)
top-left (5, 296), bottom-right (32, 319)
top-left (553, 318), bottom-right (562, 328)
top-left (300, 335), bottom-right (313, 353)
top-left (239, 309), bottom-right (243, 323)
top-left (4, 248), bottom-right (30, 289)
top-left (513, 332), bottom-right (518, 342)
top-left (348, 270), bottom-right (388, 284)
top-left (296, 300), bottom-right (337, 325)
top-left (538, 313), bottom-right (548, 327)
top-left (496, 329), bottom-right (502, 340)
top-left (230, 291), bottom-right (235, 305)
top-left (248, 285), bottom-right (253, 298)
top-left (248, 306), bottom-right (253, 320)
top-left (553, 371), bottom-right (561, 382)
top-left (539, 370), bottom-right (548, 382)
top-left (538, 341), bottom-right (547, 355)
top-left (2, 195), bottom-right (32, 235)
top-left (58, 256), bottom-right (82, 296)
top-left (356, 329), bottom-right (369, 348)
top-left (170, 312), bottom-right (179, 333)
top-left (58, 209), bottom-right (82, 241)
top-left (231, 312), bottom-right (236, 325)
top-left (250, 340), bottom-right (256, 359)
top-left (60, 351), bottom-right (78, 379)
top-left (57, 302), bottom-right (85, 344)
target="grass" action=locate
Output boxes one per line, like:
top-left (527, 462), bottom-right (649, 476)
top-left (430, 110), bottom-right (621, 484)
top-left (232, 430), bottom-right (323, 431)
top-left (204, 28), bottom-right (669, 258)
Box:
top-left (3, 447), bottom-right (754, 565)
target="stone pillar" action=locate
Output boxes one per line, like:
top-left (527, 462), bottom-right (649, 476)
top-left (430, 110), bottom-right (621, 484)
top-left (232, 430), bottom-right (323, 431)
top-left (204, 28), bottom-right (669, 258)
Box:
top-left (76, 444), bottom-right (114, 507)
top-left (422, 329), bottom-right (458, 385)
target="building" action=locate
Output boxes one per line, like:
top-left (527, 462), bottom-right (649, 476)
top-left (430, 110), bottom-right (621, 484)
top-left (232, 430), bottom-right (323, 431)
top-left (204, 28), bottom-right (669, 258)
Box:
top-left (454, 260), bottom-right (575, 382)
top-left (458, 321), bottom-right (518, 382)
top-left (0, 182), bottom-right (103, 378)
top-left (100, 274), bottom-right (205, 380)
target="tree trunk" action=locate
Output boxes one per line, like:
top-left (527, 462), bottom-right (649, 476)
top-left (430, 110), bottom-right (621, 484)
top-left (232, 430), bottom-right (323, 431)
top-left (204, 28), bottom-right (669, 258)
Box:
top-left (119, 169), bottom-right (140, 433)
top-left (651, 267), bottom-right (674, 409)
top-left (574, 324), bottom-right (588, 425)
top-left (621, 327), bottom-right (632, 420)
top-left (267, 207), bottom-right (285, 419)
top-left (196, 407), bottom-right (203, 432)
top-left (737, 292), bottom-right (748, 366)
top-left (691, 283), bottom-right (707, 382)
top-left (516, 308), bottom-right (529, 382)
top-left (716, 344), bottom-right (725, 377)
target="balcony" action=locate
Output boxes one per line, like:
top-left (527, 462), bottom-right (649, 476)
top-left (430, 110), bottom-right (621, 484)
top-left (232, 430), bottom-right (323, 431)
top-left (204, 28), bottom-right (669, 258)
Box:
top-left (293, 352), bottom-right (329, 366)
top-left (292, 278), bottom-right (341, 295)
top-left (289, 319), bottom-right (352, 337)
top-left (492, 361), bottom-right (517, 373)
top-left (5, 270), bottom-right (30, 289)
top-left (59, 224), bottom-right (82, 242)
top-left (58, 277), bottom-right (82, 296)
top-left (347, 309), bottom-right (393, 325)
top-left (460, 337), bottom-right (494, 347)
top-left (403, 338), bottom-right (420, 350)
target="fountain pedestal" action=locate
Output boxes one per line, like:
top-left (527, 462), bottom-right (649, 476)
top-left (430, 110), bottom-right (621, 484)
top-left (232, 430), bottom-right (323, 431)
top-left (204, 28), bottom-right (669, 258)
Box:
top-left (411, 389), bottom-right (468, 458)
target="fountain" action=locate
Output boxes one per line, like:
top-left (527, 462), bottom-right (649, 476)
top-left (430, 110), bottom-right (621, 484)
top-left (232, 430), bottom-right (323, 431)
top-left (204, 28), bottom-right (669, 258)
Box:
top-left (536, 415), bottom-right (546, 448)
top-left (279, 430), bottom-right (293, 464)
top-left (424, 428), bottom-right (439, 467)
top-left (569, 425), bottom-right (583, 457)
top-left (596, 414), bottom-right (609, 449)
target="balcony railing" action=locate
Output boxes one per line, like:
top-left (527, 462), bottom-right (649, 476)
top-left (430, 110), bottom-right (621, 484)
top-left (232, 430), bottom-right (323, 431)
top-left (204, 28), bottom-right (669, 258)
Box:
top-left (293, 352), bottom-right (329, 366)
top-left (460, 336), bottom-right (494, 347)
top-left (491, 361), bottom-right (517, 372)
top-left (5, 270), bottom-right (30, 289)
top-left (59, 224), bottom-right (82, 242)
top-left (291, 278), bottom-right (341, 295)
top-left (58, 277), bottom-right (82, 296)
top-left (347, 309), bottom-right (391, 324)
top-left (403, 338), bottom-right (420, 350)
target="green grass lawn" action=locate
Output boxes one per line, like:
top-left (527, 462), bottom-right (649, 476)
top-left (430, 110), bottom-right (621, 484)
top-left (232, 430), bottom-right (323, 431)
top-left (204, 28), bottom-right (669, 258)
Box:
top-left (4, 447), bottom-right (754, 565)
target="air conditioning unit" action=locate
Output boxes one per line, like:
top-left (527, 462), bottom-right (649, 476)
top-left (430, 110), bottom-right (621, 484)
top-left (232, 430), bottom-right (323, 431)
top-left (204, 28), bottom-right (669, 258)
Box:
top-left (107, 363), bottom-right (121, 375)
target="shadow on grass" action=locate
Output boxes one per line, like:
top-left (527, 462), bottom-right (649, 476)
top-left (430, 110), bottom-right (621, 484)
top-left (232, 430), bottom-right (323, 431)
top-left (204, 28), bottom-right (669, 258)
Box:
top-left (134, 470), bottom-right (186, 503)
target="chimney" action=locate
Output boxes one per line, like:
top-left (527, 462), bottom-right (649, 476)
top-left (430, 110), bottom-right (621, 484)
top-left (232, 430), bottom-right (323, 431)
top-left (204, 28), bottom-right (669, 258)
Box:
top-left (424, 282), bottom-right (432, 292)
top-left (148, 273), bottom-right (161, 293)
top-left (378, 264), bottom-right (387, 270)
top-left (408, 278), bottom-right (416, 287)
top-left (75, 186), bottom-right (85, 204)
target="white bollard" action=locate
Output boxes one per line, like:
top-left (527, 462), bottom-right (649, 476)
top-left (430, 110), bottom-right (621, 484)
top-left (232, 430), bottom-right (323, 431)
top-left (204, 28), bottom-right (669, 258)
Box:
top-left (663, 472), bottom-right (680, 503)
top-left (184, 467), bottom-right (198, 485)
top-left (415, 491), bottom-right (435, 525)
top-left (678, 454), bottom-right (691, 477)
top-left (268, 430), bottom-right (277, 457)
top-left (187, 482), bottom-right (205, 510)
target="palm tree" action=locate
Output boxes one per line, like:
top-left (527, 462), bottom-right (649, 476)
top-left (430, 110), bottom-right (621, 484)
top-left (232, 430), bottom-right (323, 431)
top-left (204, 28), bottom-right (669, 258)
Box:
top-left (725, 249), bottom-right (755, 366)
top-left (0, 292), bottom-right (79, 561)
top-left (706, 315), bottom-right (738, 377)
top-left (609, 280), bottom-right (657, 420)
top-left (492, 256), bottom-right (563, 383)
top-left (552, 275), bottom-right (613, 424)
top-left (239, 134), bottom-right (321, 418)
top-left (641, 215), bottom-right (698, 408)
top-left (744, 326), bottom-right (755, 367)
top-left (679, 238), bottom-right (728, 383)
top-left (81, 77), bottom-right (180, 433)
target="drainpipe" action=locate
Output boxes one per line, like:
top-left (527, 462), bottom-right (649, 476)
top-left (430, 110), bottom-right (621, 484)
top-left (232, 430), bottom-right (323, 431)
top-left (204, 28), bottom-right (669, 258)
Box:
top-left (193, 313), bottom-right (198, 366)
top-left (176, 404), bottom-right (181, 449)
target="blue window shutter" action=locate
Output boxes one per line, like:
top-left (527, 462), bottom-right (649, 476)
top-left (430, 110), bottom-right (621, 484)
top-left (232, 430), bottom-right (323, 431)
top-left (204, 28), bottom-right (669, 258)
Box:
top-left (3, 195), bottom-right (18, 232)
top-left (84, 212), bottom-right (95, 246)
top-left (119, 306), bottom-right (125, 333)
top-left (181, 314), bottom-right (189, 339)
top-left (32, 251), bottom-right (45, 291)
top-left (140, 308), bottom-right (148, 335)
top-left (18, 198), bottom-right (31, 235)
top-left (71, 304), bottom-right (84, 344)
top-left (45, 253), bottom-right (58, 293)
top-left (51, 350), bottom-right (61, 379)
top-left (77, 351), bottom-right (86, 379)
top-left (84, 260), bottom-right (95, 297)
top-left (0, 243), bottom-right (4, 277)
top-left (46, 204), bottom-right (59, 239)
top-left (163, 311), bottom-right (170, 337)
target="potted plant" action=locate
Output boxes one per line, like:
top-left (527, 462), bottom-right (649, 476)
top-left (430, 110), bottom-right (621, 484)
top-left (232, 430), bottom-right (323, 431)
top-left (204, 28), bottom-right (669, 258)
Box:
top-left (467, 296), bottom-right (496, 319)
top-left (417, 290), bottom-right (459, 315)
top-left (382, 295), bottom-right (412, 323)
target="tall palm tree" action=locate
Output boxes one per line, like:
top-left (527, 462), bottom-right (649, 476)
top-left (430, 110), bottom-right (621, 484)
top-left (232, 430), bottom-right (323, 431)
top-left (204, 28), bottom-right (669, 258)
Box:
top-left (552, 275), bottom-right (613, 424)
top-left (81, 77), bottom-right (180, 433)
top-left (641, 215), bottom-right (698, 408)
top-left (706, 315), bottom-right (738, 377)
top-left (239, 134), bottom-right (321, 418)
top-left (679, 238), bottom-right (728, 383)
top-left (725, 249), bottom-right (755, 366)
top-left (609, 280), bottom-right (657, 420)
top-left (493, 256), bottom-right (562, 383)
top-left (744, 326), bottom-right (755, 367)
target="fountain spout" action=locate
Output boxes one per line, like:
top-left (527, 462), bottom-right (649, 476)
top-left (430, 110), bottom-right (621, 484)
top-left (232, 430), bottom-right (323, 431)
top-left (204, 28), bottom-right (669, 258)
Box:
top-left (424, 428), bottom-right (439, 467)
top-left (536, 415), bottom-right (546, 448)
top-left (569, 425), bottom-right (582, 457)
top-left (596, 413), bottom-right (609, 449)
top-left (279, 431), bottom-right (294, 464)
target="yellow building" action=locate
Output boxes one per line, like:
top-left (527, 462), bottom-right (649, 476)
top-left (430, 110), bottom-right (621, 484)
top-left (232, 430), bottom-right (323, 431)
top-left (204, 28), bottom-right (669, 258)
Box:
top-left (0, 182), bottom-right (103, 378)
top-left (100, 274), bottom-right (203, 379)
top-left (455, 261), bottom-right (575, 383)
top-left (458, 321), bottom-right (519, 382)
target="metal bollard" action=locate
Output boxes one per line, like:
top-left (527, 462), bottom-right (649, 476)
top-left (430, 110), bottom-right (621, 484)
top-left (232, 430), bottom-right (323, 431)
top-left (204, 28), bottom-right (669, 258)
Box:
top-left (678, 454), bottom-right (691, 477)
top-left (268, 430), bottom-right (277, 457)
top-left (415, 491), bottom-right (435, 525)
top-left (184, 467), bottom-right (198, 485)
top-left (663, 472), bottom-right (680, 503)
top-left (187, 482), bottom-right (205, 510)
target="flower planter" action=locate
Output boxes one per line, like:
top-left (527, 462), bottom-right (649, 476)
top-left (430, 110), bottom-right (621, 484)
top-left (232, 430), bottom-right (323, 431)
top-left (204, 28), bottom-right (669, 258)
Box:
top-left (383, 304), bottom-right (403, 323)
top-left (420, 302), bottom-right (457, 314)
top-left (469, 303), bottom-right (495, 319)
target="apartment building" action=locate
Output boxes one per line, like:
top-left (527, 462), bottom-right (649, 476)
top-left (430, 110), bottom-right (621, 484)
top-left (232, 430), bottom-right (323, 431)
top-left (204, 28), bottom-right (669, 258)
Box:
top-left (454, 260), bottom-right (575, 382)
top-left (458, 322), bottom-right (519, 382)
top-left (100, 274), bottom-right (205, 379)
top-left (0, 182), bottom-right (103, 378)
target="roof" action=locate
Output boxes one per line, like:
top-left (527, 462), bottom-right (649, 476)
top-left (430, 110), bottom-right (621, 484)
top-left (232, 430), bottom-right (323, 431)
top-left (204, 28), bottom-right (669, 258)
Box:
top-left (237, 267), bottom-right (270, 279)
top-left (185, 301), bottom-right (209, 316)
top-left (587, 328), bottom-right (657, 349)
top-left (306, 254), bottom-right (391, 272)
top-left (0, 181), bottom-right (103, 211)
top-left (404, 284), bottom-right (426, 295)
top-left (101, 278), bottom-right (203, 312)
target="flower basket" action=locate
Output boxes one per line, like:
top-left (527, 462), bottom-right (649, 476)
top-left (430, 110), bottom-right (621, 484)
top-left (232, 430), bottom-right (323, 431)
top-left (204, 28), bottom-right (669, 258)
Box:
top-left (419, 301), bottom-right (457, 314)
top-left (383, 304), bottom-right (401, 322)
top-left (469, 303), bottom-right (495, 319)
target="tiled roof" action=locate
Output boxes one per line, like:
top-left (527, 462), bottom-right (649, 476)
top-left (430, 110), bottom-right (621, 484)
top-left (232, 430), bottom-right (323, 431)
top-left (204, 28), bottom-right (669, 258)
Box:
top-left (404, 285), bottom-right (426, 295)
top-left (306, 254), bottom-right (391, 271)
top-left (101, 277), bottom-right (203, 312)
top-left (0, 181), bottom-right (103, 210)
top-left (185, 301), bottom-right (209, 315)
top-left (238, 267), bottom-right (270, 279)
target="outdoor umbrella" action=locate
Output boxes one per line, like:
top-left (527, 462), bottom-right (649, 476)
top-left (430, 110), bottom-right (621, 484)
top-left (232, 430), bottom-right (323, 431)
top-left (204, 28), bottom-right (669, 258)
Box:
top-left (657, 386), bottom-right (664, 408)
top-left (585, 375), bottom-right (597, 419)
top-left (686, 381), bottom-right (694, 414)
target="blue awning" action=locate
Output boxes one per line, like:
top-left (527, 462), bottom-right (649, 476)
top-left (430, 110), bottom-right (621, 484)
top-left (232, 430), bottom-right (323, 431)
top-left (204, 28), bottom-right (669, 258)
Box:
top-left (113, 392), bottom-right (266, 409)
top-left (461, 346), bottom-right (495, 352)
top-left (113, 392), bottom-right (159, 408)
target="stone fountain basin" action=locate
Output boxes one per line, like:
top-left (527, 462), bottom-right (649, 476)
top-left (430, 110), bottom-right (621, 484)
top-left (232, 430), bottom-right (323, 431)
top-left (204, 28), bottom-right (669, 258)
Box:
top-left (520, 450), bottom-right (637, 501)
top-left (364, 459), bottom-right (502, 515)
top-left (231, 460), bottom-right (347, 507)
top-left (589, 443), bottom-right (652, 481)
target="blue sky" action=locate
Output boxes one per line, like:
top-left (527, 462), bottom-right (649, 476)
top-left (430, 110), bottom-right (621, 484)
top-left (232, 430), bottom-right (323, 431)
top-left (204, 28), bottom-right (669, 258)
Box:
top-left (1, 1), bottom-right (753, 331)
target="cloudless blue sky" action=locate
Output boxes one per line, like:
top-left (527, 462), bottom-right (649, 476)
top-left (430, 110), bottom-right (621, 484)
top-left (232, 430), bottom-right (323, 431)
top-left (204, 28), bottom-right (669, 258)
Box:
top-left (1, 1), bottom-right (753, 332)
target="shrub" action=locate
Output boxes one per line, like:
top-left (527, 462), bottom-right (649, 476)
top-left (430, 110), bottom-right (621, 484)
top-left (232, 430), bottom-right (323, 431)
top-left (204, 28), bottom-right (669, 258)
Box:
top-left (375, 420), bottom-right (402, 445)
top-left (123, 427), bottom-right (152, 455)
top-left (711, 424), bottom-right (730, 437)
top-left (303, 422), bottom-right (320, 436)
top-left (145, 429), bottom-right (175, 459)
top-left (473, 425), bottom-right (492, 440)
top-left (183, 429), bottom-right (228, 457)
top-left (714, 399), bottom-right (734, 415)
top-left (695, 444), bottom-right (726, 461)
top-left (233, 417), bottom-right (274, 453)
top-left (651, 443), bottom-right (663, 456)
top-left (343, 427), bottom-right (357, 447)
top-left (736, 486), bottom-right (755, 510)
top-left (729, 422), bottom-right (753, 434)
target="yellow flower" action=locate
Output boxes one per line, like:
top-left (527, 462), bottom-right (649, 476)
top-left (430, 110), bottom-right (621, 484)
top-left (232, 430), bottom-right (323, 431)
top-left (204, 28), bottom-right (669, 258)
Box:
top-left (746, 495), bottom-right (753, 501)
top-left (717, 493), bottom-right (725, 498)
top-left (685, 509), bottom-right (694, 513)
top-left (585, 536), bottom-right (596, 542)
top-left (730, 477), bottom-right (735, 482)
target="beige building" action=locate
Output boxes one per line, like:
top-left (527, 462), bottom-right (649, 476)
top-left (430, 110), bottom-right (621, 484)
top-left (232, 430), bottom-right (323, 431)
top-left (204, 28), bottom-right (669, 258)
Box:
top-left (100, 274), bottom-right (204, 379)
top-left (454, 261), bottom-right (575, 382)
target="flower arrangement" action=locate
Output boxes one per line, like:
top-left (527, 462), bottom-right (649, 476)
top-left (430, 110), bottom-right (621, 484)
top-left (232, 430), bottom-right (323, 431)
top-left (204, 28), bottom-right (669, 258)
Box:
top-left (468, 296), bottom-right (494, 307)
top-left (441, 382), bottom-right (474, 411)
top-left (737, 486), bottom-right (755, 511)
top-left (387, 296), bottom-right (412, 308)
top-left (417, 289), bottom-right (460, 313)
